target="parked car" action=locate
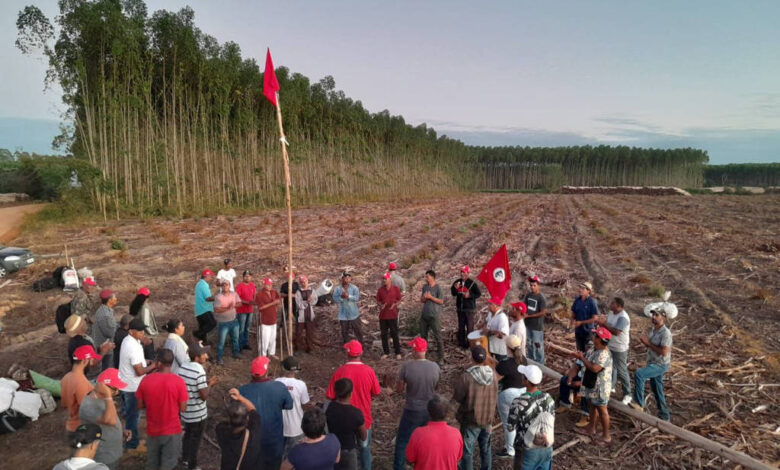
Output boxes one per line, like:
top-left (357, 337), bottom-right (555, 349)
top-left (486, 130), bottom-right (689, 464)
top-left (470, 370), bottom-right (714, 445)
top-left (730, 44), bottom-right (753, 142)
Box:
top-left (0, 246), bottom-right (35, 278)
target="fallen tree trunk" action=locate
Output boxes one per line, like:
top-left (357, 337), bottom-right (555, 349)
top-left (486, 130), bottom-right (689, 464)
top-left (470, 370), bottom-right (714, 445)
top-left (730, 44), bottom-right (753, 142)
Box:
top-left (528, 359), bottom-right (776, 470)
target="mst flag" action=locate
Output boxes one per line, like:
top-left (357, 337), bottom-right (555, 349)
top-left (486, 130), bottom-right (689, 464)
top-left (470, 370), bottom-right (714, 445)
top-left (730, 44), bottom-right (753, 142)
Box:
top-left (263, 48), bottom-right (280, 107)
top-left (477, 244), bottom-right (512, 303)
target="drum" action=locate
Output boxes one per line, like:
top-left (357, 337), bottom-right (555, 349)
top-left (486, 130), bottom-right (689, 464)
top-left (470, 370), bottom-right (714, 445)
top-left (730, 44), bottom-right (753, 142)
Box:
top-left (467, 330), bottom-right (490, 356)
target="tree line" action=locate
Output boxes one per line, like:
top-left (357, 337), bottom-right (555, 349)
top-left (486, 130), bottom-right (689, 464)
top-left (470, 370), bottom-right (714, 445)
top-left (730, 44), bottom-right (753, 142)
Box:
top-left (703, 163), bottom-right (780, 188)
top-left (16, 0), bottom-right (714, 218)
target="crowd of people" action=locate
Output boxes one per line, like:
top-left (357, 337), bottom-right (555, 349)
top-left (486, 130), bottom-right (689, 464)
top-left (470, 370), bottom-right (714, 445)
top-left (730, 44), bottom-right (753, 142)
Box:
top-left (54, 259), bottom-right (675, 470)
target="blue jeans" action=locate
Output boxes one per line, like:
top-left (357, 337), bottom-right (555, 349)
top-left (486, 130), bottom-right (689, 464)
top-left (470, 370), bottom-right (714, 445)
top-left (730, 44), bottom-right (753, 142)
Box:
top-left (459, 424), bottom-right (491, 470)
top-left (121, 391), bottom-right (139, 449)
top-left (217, 319), bottom-right (240, 361)
top-left (393, 409), bottom-right (429, 470)
top-left (517, 446), bottom-right (553, 470)
top-left (359, 427), bottom-right (372, 470)
top-left (558, 376), bottom-right (589, 414)
top-left (526, 329), bottom-right (545, 365)
top-left (633, 363), bottom-right (670, 420)
top-left (610, 349), bottom-right (631, 395)
top-left (238, 313), bottom-right (253, 349)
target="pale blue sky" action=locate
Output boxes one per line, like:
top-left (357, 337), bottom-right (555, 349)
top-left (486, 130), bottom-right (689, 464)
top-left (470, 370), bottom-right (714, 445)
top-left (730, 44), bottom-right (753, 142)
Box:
top-left (1, 0), bottom-right (779, 163)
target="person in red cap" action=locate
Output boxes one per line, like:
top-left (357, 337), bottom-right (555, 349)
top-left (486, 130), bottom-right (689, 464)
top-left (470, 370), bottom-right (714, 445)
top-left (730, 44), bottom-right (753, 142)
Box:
top-left (523, 276), bottom-right (547, 365)
top-left (376, 272), bottom-right (402, 359)
top-left (235, 271), bottom-right (257, 351)
top-left (194, 269), bottom-right (217, 343)
top-left (451, 265), bottom-right (482, 350)
top-left (405, 395), bottom-right (463, 470)
top-left (239, 356), bottom-right (294, 470)
top-left (255, 277), bottom-right (282, 357)
top-left (137, 348), bottom-right (189, 470)
top-left (71, 276), bottom-right (99, 316)
top-left (130, 286), bottom-right (159, 337)
top-left (508, 302), bottom-right (527, 356)
top-left (327, 340), bottom-right (381, 470)
top-left (92, 289), bottom-right (118, 372)
top-left (79, 368), bottom-right (127, 469)
top-left (392, 337), bottom-right (440, 470)
top-left (573, 326), bottom-right (613, 445)
top-left (61, 344), bottom-right (101, 431)
top-left (387, 262), bottom-right (406, 292)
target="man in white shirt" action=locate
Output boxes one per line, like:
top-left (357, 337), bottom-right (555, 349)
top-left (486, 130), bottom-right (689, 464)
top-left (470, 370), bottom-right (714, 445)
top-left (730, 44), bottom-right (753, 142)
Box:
top-left (597, 297), bottom-right (631, 403)
top-left (216, 258), bottom-right (237, 292)
top-left (276, 356), bottom-right (310, 457)
top-left (482, 297), bottom-right (510, 361)
top-left (118, 318), bottom-right (158, 449)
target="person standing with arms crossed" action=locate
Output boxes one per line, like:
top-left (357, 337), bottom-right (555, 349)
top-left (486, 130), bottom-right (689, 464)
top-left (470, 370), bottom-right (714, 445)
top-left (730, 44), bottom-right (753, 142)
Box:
top-left (420, 270), bottom-right (445, 364)
top-left (523, 276), bottom-right (547, 364)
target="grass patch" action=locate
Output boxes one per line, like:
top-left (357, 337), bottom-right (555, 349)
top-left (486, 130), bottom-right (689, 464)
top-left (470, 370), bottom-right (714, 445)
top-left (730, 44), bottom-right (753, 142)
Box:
top-left (110, 239), bottom-right (126, 250)
top-left (648, 283), bottom-right (666, 298)
top-left (629, 274), bottom-right (652, 285)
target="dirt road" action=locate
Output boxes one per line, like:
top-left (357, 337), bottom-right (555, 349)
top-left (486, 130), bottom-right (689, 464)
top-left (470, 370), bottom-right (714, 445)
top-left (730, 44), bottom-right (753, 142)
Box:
top-left (0, 194), bottom-right (777, 469)
top-left (0, 203), bottom-right (46, 243)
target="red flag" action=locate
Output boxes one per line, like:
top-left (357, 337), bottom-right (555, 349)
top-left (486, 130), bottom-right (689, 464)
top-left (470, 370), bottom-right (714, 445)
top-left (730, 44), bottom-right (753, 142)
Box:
top-left (263, 48), bottom-right (280, 107)
top-left (477, 244), bottom-right (512, 303)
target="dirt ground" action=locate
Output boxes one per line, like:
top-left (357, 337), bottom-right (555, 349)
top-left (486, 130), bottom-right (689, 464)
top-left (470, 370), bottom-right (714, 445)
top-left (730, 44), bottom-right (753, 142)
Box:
top-left (0, 203), bottom-right (46, 243)
top-left (0, 194), bottom-right (777, 469)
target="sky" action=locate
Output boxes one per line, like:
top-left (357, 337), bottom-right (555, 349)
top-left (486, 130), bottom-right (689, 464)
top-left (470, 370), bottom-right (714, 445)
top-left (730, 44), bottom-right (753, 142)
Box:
top-left (1, 0), bottom-right (779, 163)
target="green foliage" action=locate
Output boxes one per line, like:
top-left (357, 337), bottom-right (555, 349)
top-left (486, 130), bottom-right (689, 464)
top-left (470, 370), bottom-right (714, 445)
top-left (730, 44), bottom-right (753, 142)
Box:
top-left (648, 283), bottom-right (666, 298)
top-left (475, 146), bottom-right (708, 189)
top-left (703, 163), bottom-right (780, 188)
top-left (110, 239), bottom-right (126, 250)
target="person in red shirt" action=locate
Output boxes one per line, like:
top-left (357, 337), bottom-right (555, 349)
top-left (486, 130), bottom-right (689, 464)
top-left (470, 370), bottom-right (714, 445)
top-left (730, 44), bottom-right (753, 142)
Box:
top-left (255, 277), bottom-right (281, 357)
top-left (376, 272), bottom-right (402, 359)
top-left (326, 340), bottom-right (381, 470)
top-left (235, 270), bottom-right (257, 352)
top-left (137, 348), bottom-right (188, 470)
top-left (406, 395), bottom-right (463, 470)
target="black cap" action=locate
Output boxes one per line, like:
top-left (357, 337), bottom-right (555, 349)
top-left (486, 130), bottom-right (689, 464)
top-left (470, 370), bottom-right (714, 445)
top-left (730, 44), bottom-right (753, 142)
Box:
top-left (243, 270), bottom-right (252, 276)
top-left (224, 258), bottom-right (232, 265)
top-left (70, 423), bottom-right (103, 448)
top-left (129, 318), bottom-right (147, 331)
top-left (189, 341), bottom-right (210, 358)
top-left (282, 356), bottom-right (301, 371)
top-left (341, 271), bottom-right (351, 278)
top-left (470, 345), bottom-right (487, 363)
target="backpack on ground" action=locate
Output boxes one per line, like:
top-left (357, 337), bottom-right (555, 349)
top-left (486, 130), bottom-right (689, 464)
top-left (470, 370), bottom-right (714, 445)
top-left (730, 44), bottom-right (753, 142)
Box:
top-left (55, 302), bottom-right (72, 334)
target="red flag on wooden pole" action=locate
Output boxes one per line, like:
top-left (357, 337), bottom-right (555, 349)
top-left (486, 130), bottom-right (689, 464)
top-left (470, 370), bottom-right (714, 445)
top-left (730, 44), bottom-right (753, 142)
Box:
top-left (477, 244), bottom-right (512, 303)
top-left (263, 48), bottom-right (280, 107)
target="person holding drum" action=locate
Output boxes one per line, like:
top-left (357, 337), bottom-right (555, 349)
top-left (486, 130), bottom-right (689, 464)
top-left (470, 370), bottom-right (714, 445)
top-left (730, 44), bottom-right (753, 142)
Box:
top-left (481, 297), bottom-right (510, 362)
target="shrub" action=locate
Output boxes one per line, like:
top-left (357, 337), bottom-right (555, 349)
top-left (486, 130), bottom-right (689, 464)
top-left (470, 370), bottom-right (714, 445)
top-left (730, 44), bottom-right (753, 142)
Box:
top-left (110, 239), bottom-right (126, 250)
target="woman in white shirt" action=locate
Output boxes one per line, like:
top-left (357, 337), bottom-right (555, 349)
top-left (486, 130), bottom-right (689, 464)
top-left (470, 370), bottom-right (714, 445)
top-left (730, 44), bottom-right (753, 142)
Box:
top-left (162, 319), bottom-right (189, 374)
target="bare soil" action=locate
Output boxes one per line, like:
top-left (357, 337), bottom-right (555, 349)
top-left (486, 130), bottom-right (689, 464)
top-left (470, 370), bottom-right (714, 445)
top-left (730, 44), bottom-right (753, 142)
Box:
top-left (0, 203), bottom-right (46, 244)
top-left (0, 194), bottom-right (777, 469)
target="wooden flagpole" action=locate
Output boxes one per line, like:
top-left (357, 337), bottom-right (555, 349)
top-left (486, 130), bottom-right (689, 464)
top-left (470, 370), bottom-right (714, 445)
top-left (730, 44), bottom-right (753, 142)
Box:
top-left (274, 91), bottom-right (295, 357)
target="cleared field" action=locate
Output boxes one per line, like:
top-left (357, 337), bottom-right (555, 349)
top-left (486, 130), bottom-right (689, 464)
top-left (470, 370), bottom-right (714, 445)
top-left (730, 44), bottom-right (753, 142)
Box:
top-left (0, 194), bottom-right (777, 469)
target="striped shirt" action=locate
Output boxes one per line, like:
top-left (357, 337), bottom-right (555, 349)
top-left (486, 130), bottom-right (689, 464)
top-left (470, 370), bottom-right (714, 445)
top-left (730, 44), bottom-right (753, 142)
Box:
top-left (178, 361), bottom-right (208, 423)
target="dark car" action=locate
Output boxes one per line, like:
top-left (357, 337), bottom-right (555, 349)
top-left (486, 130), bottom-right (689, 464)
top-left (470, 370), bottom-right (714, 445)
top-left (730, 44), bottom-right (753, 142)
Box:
top-left (0, 246), bottom-right (35, 278)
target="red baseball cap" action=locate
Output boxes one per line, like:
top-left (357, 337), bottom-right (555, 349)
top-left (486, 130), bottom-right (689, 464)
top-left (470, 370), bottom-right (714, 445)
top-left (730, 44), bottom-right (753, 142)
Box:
top-left (488, 296), bottom-right (503, 305)
top-left (263, 277), bottom-right (273, 285)
top-left (409, 337), bottom-right (428, 352)
top-left (202, 269), bottom-right (215, 277)
top-left (382, 272), bottom-right (392, 280)
top-left (251, 356), bottom-right (270, 376)
top-left (388, 262), bottom-right (398, 270)
top-left (99, 289), bottom-right (114, 300)
top-left (83, 277), bottom-right (97, 286)
top-left (137, 287), bottom-right (150, 296)
top-left (73, 345), bottom-right (102, 361)
top-left (96, 368), bottom-right (127, 390)
top-left (461, 265), bottom-right (470, 273)
top-left (595, 327), bottom-right (612, 341)
top-left (528, 275), bottom-right (541, 283)
top-left (510, 301), bottom-right (527, 314)
top-left (344, 340), bottom-right (363, 356)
